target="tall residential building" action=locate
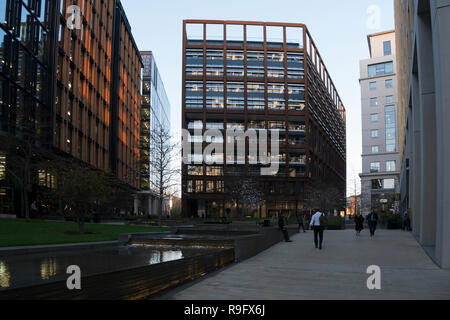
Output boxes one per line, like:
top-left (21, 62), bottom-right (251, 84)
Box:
top-left (395, 0), bottom-right (450, 269)
top-left (182, 20), bottom-right (346, 219)
top-left (136, 51), bottom-right (171, 215)
top-left (359, 31), bottom-right (400, 216)
top-left (0, 0), bottom-right (142, 216)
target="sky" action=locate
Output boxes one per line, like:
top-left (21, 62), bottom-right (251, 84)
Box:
top-left (121, 0), bottom-right (395, 197)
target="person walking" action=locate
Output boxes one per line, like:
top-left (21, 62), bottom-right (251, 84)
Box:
top-left (367, 211), bottom-right (379, 238)
top-left (278, 212), bottom-right (292, 242)
top-left (296, 212), bottom-right (306, 233)
top-left (310, 209), bottom-right (327, 250)
top-left (354, 213), bottom-right (365, 236)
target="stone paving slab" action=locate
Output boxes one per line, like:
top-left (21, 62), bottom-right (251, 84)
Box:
top-left (166, 230), bottom-right (450, 300)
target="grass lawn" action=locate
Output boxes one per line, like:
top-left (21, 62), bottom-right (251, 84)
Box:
top-left (0, 219), bottom-right (170, 247)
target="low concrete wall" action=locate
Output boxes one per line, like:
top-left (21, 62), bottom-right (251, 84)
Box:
top-left (0, 248), bottom-right (235, 300)
top-left (233, 226), bottom-right (298, 262)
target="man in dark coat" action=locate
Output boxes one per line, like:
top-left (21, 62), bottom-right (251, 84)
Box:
top-left (278, 213), bottom-right (292, 242)
top-left (367, 211), bottom-right (379, 238)
top-left (354, 213), bottom-right (365, 236)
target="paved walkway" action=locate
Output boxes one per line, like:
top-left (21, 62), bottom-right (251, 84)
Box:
top-left (166, 230), bottom-right (450, 300)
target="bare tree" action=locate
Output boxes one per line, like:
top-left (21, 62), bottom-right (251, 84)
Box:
top-left (304, 182), bottom-right (346, 215)
top-left (149, 126), bottom-right (181, 225)
top-left (226, 168), bottom-right (265, 218)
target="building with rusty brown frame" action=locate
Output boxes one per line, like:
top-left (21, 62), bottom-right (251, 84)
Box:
top-left (181, 20), bottom-right (346, 219)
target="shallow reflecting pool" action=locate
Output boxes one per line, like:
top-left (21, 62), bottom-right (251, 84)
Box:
top-left (0, 245), bottom-right (217, 290)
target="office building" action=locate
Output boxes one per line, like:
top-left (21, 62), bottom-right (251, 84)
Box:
top-left (136, 51), bottom-right (171, 215)
top-left (395, 0), bottom-right (450, 269)
top-left (359, 31), bottom-right (400, 216)
top-left (0, 0), bottom-right (142, 216)
top-left (181, 20), bottom-right (346, 218)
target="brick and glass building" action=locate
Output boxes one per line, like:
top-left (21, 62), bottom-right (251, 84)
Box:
top-left (0, 0), bottom-right (142, 216)
top-left (181, 20), bottom-right (346, 218)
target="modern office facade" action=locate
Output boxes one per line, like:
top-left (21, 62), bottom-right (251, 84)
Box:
top-left (0, 0), bottom-right (142, 216)
top-left (136, 51), bottom-right (171, 215)
top-left (182, 20), bottom-right (346, 218)
top-left (359, 31), bottom-right (400, 216)
top-left (395, 0), bottom-right (450, 269)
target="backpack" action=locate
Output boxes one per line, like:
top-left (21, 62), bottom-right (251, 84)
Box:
top-left (319, 214), bottom-right (328, 227)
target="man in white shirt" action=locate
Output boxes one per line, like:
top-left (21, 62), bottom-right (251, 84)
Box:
top-left (310, 209), bottom-right (326, 250)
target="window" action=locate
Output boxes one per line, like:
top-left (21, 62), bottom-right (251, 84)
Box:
top-left (372, 179), bottom-right (382, 190)
top-left (368, 62), bottom-right (393, 77)
top-left (370, 162), bottom-right (381, 173)
top-left (369, 82), bottom-right (377, 90)
top-left (372, 146), bottom-right (379, 153)
top-left (385, 105), bottom-right (396, 152)
top-left (383, 41), bottom-right (392, 56)
top-left (185, 81), bottom-right (203, 109)
top-left (386, 95), bottom-right (394, 104)
top-left (386, 161), bottom-right (396, 172)
top-left (370, 114), bottom-right (378, 122)
top-left (385, 79), bottom-right (393, 88)
top-left (370, 98), bottom-right (378, 106)
top-left (383, 179), bottom-right (395, 189)
top-left (371, 130), bottom-right (379, 138)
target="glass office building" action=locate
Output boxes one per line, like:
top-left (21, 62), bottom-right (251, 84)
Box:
top-left (0, 0), bottom-right (142, 216)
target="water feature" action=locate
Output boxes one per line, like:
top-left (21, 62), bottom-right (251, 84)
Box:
top-left (0, 245), bottom-right (218, 291)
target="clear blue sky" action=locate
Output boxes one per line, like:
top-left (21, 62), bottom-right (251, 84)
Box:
top-left (121, 0), bottom-right (395, 196)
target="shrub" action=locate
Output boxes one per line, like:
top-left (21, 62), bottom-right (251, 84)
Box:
top-left (326, 216), bottom-right (345, 230)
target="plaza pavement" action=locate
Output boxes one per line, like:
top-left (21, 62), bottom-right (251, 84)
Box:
top-left (164, 229), bottom-right (450, 300)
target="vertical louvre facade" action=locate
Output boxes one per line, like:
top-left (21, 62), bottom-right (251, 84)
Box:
top-left (182, 20), bottom-right (346, 218)
top-left (0, 0), bottom-right (142, 215)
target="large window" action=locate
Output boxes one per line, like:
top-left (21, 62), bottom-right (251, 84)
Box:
top-left (247, 82), bottom-right (265, 110)
top-left (185, 81), bottom-right (203, 109)
top-left (287, 84), bottom-right (305, 111)
top-left (247, 51), bottom-right (264, 78)
top-left (370, 162), bottom-right (380, 173)
top-left (186, 49), bottom-right (203, 76)
top-left (287, 52), bottom-right (304, 79)
top-left (268, 83), bottom-right (285, 110)
top-left (226, 50), bottom-right (244, 77)
top-left (369, 82), bottom-right (377, 90)
top-left (206, 82), bottom-right (224, 109)
top-left (368, 62), bottom-right (393, 77)
top-left (206, 50), bottom-right (223, 77)
top-left (386, 161), bottom-right (396, 172)
top-left (226, 82), bottom-right (244, 110)
top-left (385, 105), bottom-right (396, 152)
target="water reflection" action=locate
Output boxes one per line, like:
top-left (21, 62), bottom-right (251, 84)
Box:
top-left (0, 246), bottom-right (215, 290)
top-left (0, 261), bottom-right (10, 288)
top-left (40, 257), bottom-right (58, 280)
